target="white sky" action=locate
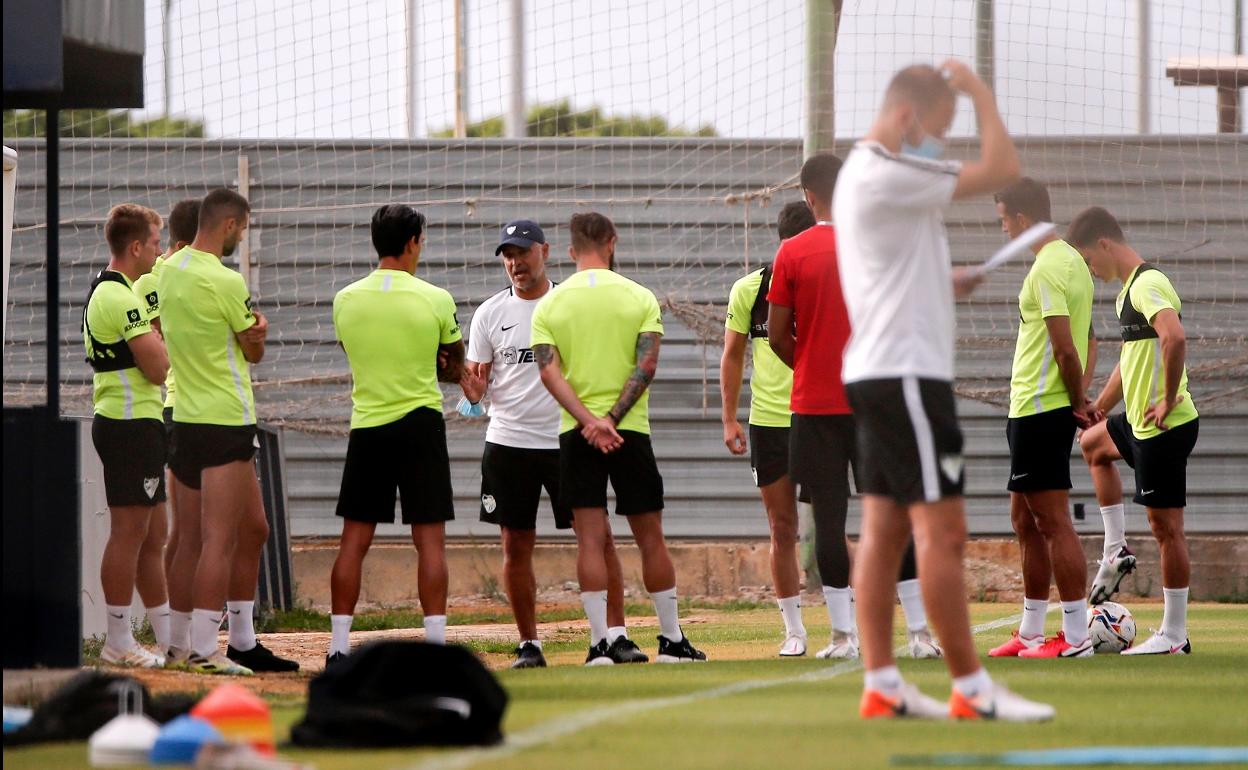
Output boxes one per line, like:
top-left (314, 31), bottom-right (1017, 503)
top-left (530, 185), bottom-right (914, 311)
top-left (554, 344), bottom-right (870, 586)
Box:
top-left (139, 0), bottom-right (1247, 138)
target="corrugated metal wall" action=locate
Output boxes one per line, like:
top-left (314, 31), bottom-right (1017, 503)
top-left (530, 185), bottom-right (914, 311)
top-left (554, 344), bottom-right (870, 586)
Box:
top-left (5, 136), bottom-right (1245, 538)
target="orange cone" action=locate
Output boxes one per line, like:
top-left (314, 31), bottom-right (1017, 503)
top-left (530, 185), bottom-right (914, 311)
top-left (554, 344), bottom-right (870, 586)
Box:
top-left (190, 684), bottom-right (274, 755)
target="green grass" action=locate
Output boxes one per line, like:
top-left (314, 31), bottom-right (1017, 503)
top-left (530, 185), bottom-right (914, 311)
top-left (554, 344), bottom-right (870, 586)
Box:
top-left (8, 603), bottom-right (1247, 770)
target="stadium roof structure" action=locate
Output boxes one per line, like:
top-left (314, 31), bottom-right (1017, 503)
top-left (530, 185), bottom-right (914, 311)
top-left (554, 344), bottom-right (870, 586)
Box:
top-left (1165, 55), bottom-right (1248, 134)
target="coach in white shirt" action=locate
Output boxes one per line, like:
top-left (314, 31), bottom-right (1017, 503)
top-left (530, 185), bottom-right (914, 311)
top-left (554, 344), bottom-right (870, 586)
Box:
top-left (833, 61), bottom-right (1054, 722)
top-left (461, 220), bottom-right (641, 669)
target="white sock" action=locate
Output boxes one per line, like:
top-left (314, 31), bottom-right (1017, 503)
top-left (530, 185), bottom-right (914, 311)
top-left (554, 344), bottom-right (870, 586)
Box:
top-left (581, 590), bottom-right (609, 645)
top-left (823, 585), bottom-right (854, 634)
top-left (146, 602), bottom-right (171, 652)
top-left (1061, 599), bottom-right (1089, 645)
top-left (170, 610), bottom-right (192, 651)
top-left (777, 595), bottom-right (806, 637)
top-left (105, 605), bottom-right (135, 652)
top-left (863, 664), bottom-right (902, 694)
top-left (651, 587), bottom-right (682, 642)
top-left (895, 579), bottom-right (927, 633)
top-left (952, 667), bottom-right (994, 699)
top-left (524, 638), bottom-right (543, 650)
top-left (424, 615), bottom-right (447, 645)
top-left (1161, 587), bottom-right (1189, 642)
top-left (190, 608), bottom-right (223, 658)
top-left (1020, 597), bottom-right (1048, 639)
top-left (226, 600), bottom-right (256, 652)
top-left (330, 614), bottom-right (352, 656)
top-left (1100, 503), bottom-right (1126, 558)
top-left (607, 626), bottom-right (628, 644)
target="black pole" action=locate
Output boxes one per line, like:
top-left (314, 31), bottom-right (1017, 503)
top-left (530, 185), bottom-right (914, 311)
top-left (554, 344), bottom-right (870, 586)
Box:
top-left (45, 108), bottom-right (59, 419)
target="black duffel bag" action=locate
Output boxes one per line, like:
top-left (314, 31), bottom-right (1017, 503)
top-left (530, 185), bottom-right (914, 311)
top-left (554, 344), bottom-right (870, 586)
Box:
top-left (290, 641), bottom-right (508, 748)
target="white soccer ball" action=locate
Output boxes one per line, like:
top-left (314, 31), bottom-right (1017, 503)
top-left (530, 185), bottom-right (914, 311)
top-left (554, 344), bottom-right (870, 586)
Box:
top-left (1087, 602), bottom-right (1137, 653)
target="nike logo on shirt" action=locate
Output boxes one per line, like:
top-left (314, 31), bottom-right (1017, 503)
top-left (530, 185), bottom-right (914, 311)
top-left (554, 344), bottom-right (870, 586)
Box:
top-left (1140, 489), bottom-right (1154, 496)
top-left (1011, 473), bottom-right (1029, 480)
top-left (501, 324), bottom-right (518, 332)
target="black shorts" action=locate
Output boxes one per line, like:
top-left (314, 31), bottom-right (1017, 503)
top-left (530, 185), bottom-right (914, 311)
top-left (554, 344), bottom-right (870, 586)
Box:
top-left (747, 425), bottom-right (812, 503)
top-left (1106, 413), bottom-right (1199, 509)
top-left (789, 413), bottom-right (861, 494)
top-left (559, 429), bottom-right (664, 516)
top-left (479, 442), bottom-right (572, 530)
top-left (845, 377), bottom-right (965, 505)
top-left (169, 422), bottom-right (258, 490)
top-left (92, 416), bottom-right (167, 506)
top-left (1005, 407), bottom-right (1077, 492)
top-left (336, 407), bottom-right (455, 526)
top-left (162, 407), bottom-right (175, 462)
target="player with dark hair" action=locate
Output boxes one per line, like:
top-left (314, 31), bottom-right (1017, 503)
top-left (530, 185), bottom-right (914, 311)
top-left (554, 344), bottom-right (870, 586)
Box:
top-left (160, 188), bottom-right (294, 675)
top-left (987, 177), bottom-right (1099, 659)
top-left (1069, 206), bottom-right (1199, 655)
top-left (834, 61), bottom-right (1053, 720)
top-left (532, 212), bottom-right (705, 664)
top-left (133, 197), bottom-right (199, 665)
top-left (768, 155), bottom-right (939, 662)
top-left (326, 204), bottom-right (465, 665)
top-left (722, 200), bottom-right (815, 656)
top-left (459, 219), bottom-right (639, 669)
top-left (85, 203), bottom-right (170, 667)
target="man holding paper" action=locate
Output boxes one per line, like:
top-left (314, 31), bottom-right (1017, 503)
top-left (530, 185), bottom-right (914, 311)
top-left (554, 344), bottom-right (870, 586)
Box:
top-left (986, 178), bottom-right (1099, 660)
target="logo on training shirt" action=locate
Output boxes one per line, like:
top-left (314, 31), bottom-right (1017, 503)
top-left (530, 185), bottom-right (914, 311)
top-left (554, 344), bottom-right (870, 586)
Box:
top-left (143, 477), bottom-right (160, 499)
top-left (500, 346), bottom-right (535, 365)
top-left (145, 291), bottom-right (158, 308)
top-left (123, 308), bottom-right (146, 333)
top-left (126, 309), bottom-right (141, 323)
top-left (939, 454), bottom-right (964, 483)
top-left (482, 494), bottom-right (497, 513)
top-left (244, 297), bottom-right (253, 311)
top-left (501, 323), bottom-right (518, 332)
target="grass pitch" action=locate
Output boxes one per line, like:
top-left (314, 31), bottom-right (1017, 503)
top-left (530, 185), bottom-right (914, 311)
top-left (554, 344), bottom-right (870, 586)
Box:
top-left (5, 603), bottom-right (1246, 770)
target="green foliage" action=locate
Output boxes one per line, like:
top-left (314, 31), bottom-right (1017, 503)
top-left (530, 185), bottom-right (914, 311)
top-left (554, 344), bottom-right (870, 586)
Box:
top-left (2, 109), bottom-right (206, 138)
top-left (434, 99), bottom-right (717, 138)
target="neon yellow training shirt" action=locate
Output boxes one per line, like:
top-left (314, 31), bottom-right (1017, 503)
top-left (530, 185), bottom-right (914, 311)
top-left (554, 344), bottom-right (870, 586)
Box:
top-left (333, 268), bottom-right (462, 429)
top-left (725, 268), bottom-right (793, 428)
top-left (1008, 239), bottom-right (1094, 418)
top-left (133, 255), bottom-right (176, 408)
top-left (158, 246), bottom-right (258, 426)
top-left (83, 270), bottom-right (164, 421)
top-left (530, 268), bottom-right (664, 435)
top-left (1116, 266), bottom-right (1198, 440)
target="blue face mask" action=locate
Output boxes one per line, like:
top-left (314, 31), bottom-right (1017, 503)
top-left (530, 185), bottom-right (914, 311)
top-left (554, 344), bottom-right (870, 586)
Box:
top-left (901, 133), bottom-right (945, 160)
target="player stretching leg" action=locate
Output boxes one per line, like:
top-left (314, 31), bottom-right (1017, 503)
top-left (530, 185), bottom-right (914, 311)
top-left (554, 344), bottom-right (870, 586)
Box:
top-left (768, 155), bottom-right (941, 661)
top-left (85, 204), bottom-right (171, 668)
top-left (326, 205), bottom-right (463, 666)
top-left (986, 179), bottom-right (1099, 659)
top-left (533, 212), bottom-right (705, 664)
top-left (1070, 207), bottom-right (1199, 655)
top-left (722, 201), bottom-right (815, 656)
top-left (460, 219), bottom-right (640, 668)
top-left (835, 61), bottom-right (1052, 720)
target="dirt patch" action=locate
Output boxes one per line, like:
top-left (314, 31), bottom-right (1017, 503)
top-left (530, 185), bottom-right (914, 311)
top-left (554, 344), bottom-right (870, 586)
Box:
top-left (115, 612), bottom-right (721, 699)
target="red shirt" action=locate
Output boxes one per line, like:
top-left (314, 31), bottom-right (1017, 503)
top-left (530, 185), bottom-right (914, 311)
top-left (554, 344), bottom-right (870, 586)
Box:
top-left (767, 224), bottom-right (852, 414)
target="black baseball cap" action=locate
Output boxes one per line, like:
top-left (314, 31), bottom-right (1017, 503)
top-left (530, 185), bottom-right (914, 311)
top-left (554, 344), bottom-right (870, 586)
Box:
top-left (495, 219), bottom-right (546, 255)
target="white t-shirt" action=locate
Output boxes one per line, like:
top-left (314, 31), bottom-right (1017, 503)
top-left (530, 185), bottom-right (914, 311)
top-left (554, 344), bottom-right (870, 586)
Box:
top-left (832, 141), bottom-right (963, 383)
top-left (467, 282), bottom-right (561, 449)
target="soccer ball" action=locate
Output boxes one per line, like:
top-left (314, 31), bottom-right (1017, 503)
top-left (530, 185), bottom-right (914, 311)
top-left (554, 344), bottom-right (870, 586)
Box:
top-left (1087, 602), bottom-right (1137, 653)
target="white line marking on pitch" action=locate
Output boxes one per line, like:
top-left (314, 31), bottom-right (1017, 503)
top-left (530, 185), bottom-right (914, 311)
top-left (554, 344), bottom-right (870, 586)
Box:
top-left (406, 609), bottom-right (1037, 770)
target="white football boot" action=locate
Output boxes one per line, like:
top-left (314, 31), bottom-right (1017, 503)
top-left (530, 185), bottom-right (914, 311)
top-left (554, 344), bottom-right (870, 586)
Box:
top-left (778, 632), bottom-right (807, 657)
top-left (1121, 630), bottom-right (1191, 655)
top-left (815, 629), bottom-right (859, 659)
top-left (950, 683), bottom-right (1056, 722)
top-left (100, 645), bottom-right (164, 669)
top-left (907, 627), bottom-right (943, 659)
top-left (1089, 544), bottom-right (1137, 605)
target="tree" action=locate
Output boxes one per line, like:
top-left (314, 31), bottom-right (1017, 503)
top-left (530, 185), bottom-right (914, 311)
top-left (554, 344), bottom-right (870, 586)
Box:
top-left (2, 109), bottom-right (206, 138)
top-left (434, 100), bottom-right (716, 138)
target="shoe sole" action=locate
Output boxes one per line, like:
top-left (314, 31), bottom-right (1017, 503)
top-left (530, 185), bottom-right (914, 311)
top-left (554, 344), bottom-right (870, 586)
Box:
top-left (778, 650), bottom-right (807, 657)
top-left (585, 657), bottom-right (615, 667)
top-left (655, 655), bottom-right (705, 663)
top-left (1089, 556), bottom-right (1137, 605)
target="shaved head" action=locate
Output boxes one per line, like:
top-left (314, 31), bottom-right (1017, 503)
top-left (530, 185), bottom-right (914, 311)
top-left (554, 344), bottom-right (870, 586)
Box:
top-left (883, 64), bottom-right (955, 116)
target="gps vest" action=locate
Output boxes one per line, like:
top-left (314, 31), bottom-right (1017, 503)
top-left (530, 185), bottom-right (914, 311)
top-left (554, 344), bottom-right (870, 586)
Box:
top-left (83, 270), bottom-right (138, 372)
top-left (1119, 264), bottom-right (1178, 342)
top-left (748, 265), bottom-right (773, 340)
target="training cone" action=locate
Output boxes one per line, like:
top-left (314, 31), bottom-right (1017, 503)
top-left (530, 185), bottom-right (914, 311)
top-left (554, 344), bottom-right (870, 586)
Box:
top-left (191, 683), bottom-right (275, 755)
top-left (88, 712), bottom-right (160, 766)
top-left (149, 715), bottom-right (224, 765)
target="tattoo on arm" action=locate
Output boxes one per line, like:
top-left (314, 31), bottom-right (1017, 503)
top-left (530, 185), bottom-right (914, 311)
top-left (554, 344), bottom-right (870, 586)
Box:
top-left (533, 343), bottom-right (557, 370)
top-left (607, 332), bottom-right (661, 424)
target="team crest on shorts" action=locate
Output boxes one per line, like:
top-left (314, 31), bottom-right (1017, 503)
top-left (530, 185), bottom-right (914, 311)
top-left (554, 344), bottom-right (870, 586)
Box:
top-left (481, 494), bottom-right (497, 513)
top-left (939, 453), bottom-right (964, 483)
top-left (143, 476), bottom-right (160, 499)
